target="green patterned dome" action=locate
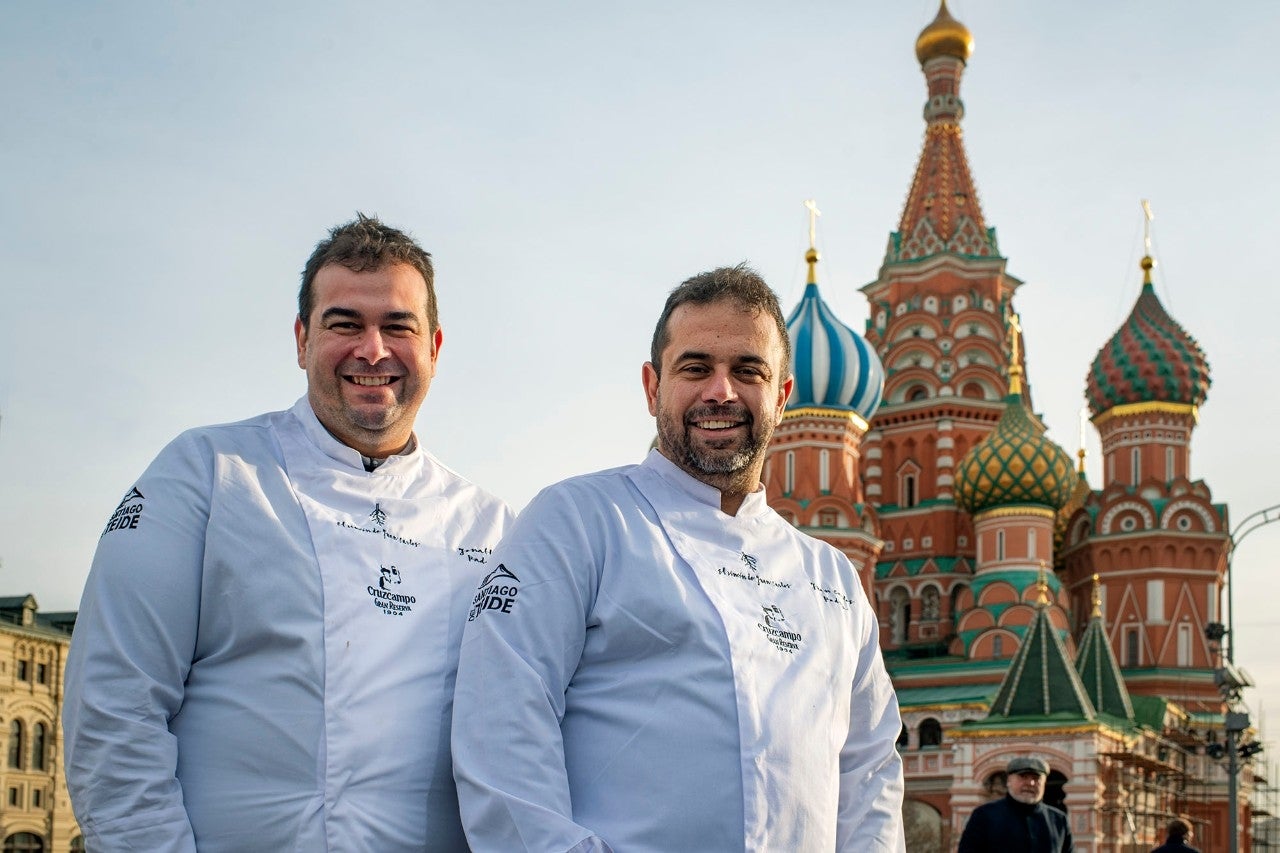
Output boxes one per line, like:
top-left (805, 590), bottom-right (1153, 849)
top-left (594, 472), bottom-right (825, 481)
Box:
top-left (1086, 262), bottom-right (1211, 416)
top-left (956, 391), bottom-right (1078, 514)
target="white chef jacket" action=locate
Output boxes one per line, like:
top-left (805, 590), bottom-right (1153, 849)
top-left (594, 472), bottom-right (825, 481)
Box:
top-left (452, 450), bottom-right (904, 852)
top-left (64, 398), bottom-right (513, 853)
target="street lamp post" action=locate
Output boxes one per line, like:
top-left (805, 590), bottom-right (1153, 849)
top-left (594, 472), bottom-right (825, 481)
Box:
top-left (1227, 503), bottom-right (1280, 663)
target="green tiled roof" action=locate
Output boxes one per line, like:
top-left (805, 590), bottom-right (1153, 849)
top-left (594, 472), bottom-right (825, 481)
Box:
top-left (988, 604), bottom-right (1095, 720)
top-left (1130, 694), bottom-right (1170, 730)
top-left (1075, 615), bottom-right (1135, 722)
top-left (874, 556), bottom-right (964, 579)
top-left (895, 684), bottom-right (995, 708)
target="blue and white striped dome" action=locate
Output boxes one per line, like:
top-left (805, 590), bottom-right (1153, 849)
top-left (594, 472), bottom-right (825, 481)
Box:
top-left (785, 281), bottom-right (885, 419)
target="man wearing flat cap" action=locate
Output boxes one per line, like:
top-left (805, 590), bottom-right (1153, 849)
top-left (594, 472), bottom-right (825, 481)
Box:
top-left (958, 756), bottom-right (1073, 853)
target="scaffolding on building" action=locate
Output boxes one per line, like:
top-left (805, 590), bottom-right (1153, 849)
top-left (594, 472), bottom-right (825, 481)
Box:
top-left (1254, 759), bottom-right (1278, 851)
top-left (1098, 727), bottom-right (1218, 853)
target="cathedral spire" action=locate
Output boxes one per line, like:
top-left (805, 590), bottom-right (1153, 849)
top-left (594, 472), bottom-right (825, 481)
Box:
top-left (889, 2), bottom-right (995, 263)
top-left (1075, 574), bottom-right (1136, 721)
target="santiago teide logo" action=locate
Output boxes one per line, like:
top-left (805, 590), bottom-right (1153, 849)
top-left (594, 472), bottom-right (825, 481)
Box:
top-left (468, 564), bottom-right (520, 621)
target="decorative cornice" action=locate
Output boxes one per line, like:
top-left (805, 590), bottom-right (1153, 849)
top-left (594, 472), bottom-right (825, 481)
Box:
top-left (781, 407), bottom-right (870, 431)
top-left (973, 505), bottom-right (1057, 521)
top-left (1091, 401), bottom-right (1199, 429)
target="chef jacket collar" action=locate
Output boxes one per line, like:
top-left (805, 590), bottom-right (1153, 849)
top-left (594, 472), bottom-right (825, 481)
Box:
top-left (291, 397), bottom-right (420, 474)
top-left (641, 449), bottom-right (770, 519)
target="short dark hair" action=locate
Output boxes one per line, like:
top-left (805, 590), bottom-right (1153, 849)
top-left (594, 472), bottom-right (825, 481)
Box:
top-left (298, 213), bottom-right (437, 330)
top-left (649, 263), bottom-right (791, 377)
top-left (1167, 818), bottom-right (1192, 840)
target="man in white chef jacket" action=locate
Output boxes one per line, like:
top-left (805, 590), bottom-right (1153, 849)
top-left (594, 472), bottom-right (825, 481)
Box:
top-left (63, 214), bottom-right (513, 853)
top-left (452, 264), bottom-right (905, 852)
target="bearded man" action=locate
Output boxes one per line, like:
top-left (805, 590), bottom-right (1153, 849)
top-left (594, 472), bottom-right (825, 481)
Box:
top-left (958, 756), bottom-right (1074, 853)
top-left (451, 264), bottom-right (904, 852)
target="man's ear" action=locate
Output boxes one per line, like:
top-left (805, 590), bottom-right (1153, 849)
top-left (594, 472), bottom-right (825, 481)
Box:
top-left (776, 374), bottom-right (795, 417)
top-left (642, 362), bottom-right (660, 417)
top-left (294, 316), bottom-right (308, 369)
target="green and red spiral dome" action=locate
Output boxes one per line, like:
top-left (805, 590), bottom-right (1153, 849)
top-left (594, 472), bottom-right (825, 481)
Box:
top-left (1086, 261), bottom-right (1211, 417)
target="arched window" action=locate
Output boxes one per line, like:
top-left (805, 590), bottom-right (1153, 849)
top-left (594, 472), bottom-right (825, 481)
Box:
top-left (31, 723), bottom-right (45, 771)
top-left (784, 451), bottom-right (795, 494)
top-left (919, 718), bottom-right (943, 749)
top-left (819, 450), bottom-right (830, 492)
top-left (907, 385), bottom-right (928, 402)
top-left (996, 529), bottom-right (1006, 562)
top-left (7, 721), bottom-right (22, 770)
top-left (896, 724), bottom-right (909, 750)
top-left (1131, 447), bottom-right (1141, 486)
top-left (2, 833), bottom-right (43, 853)
top-left (889, 588), bottom-right (911, 645)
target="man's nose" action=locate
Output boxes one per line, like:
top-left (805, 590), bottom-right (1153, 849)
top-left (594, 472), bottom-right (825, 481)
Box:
top-left (353, 329), bottom-right (391, 363)
top-left (701, 367), bottom-right (738, 403)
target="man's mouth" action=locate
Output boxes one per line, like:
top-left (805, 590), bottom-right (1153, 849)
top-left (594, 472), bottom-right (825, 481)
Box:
top-left (694, 419), bottom-right (742, 430)
top-left (347, 375), bottom-right (397, 387)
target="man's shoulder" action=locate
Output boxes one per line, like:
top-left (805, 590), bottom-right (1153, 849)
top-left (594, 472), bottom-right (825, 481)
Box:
top-left (418, 451), bottom-right (512, 517)
top-left (148, 410), bottom-right (283, 468)
top-left (533, 464), bottom-right (639, 502)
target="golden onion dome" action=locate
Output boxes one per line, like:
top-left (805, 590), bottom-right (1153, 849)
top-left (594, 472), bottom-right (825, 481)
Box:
top-left (915, 0), bottom-right (974, 65)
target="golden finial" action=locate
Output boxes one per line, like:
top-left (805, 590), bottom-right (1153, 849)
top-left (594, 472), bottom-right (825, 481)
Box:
top-left (1006, 311), bottom-right (1024, 396)
top-left (1091, 573), bottom-right (1103, 618)
top-left (1036, 561), bottom-right (1052, 607)
top-left (915, 0), bottom-right (974, 65)
top-left (804, 199), bottom-right (821, 285)
top-left (1077, 406), bottom-right (1088, 475)
top-left (1140, 199), bottom-right (1156, 286)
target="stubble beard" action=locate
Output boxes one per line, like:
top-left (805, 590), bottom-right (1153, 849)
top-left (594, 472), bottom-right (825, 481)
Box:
top-left (1009, 787), bottom-right (1043, 806)
top-left (656, 398), bottom-right (773, 495)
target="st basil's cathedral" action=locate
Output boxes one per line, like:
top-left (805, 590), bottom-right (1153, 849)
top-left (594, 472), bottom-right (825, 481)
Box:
top-left (762, 3), bottom-right (1249, 850)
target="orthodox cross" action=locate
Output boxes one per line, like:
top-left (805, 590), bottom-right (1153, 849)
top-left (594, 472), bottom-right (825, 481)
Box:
top-left (1141, 198), bottom-right (1154, 255)
top-left (804, 199), bottom-right (821, 250)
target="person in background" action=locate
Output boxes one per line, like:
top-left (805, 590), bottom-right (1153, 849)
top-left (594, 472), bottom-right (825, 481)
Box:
top-left (64, 214), bottom-right (512, 852)
top-left (452, 264), bottom-right (905, 851)
top-left (1151, 817), bottom-right (1200, 853)
top-left (958, 756), bottom-right (1073, 853)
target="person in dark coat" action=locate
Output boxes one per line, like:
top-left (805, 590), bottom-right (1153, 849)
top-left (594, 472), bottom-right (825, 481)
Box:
top-left (1151, 817), bottom-right (1201, 853)
top-left (958, 756), bottom-right (1073, 853)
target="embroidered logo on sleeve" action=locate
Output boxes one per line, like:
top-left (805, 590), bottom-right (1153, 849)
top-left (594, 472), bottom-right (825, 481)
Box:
top-left (366, 564), bottom-right (417, 616)
top-left (716, 551), bottom-right (792, 590)
top-left (467, 564), bottom-right (520, 621)
top-left (101, 487), bottom-right (145, 536)
top-left (758, 604), bottom-right (804, 655)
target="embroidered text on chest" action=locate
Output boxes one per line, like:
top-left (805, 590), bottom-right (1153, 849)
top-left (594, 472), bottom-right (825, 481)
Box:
top-left (337, 502), bottom-right (421, 548)
top-left (716, 551), bottom-right (792, 590)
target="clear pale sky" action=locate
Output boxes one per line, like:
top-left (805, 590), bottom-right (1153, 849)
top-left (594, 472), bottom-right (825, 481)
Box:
top-left (4, 2), bottom-right (1278, 738)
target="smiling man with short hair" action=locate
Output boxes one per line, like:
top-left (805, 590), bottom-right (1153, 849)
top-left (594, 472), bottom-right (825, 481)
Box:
top-left (452, 264), bottom-right (904, 852)
top-left (64, 214), bottom-right (512, 852)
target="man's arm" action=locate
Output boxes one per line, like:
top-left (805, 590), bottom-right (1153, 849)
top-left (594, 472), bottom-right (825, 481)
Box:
top-left (836, 580), bottom-right (906, 852)
top-left (956, 806), bottom-right (987, 853)
top-left (63, 435), bottom-right (209, 853)
top-left (451, 484), bottom-right (611, 853)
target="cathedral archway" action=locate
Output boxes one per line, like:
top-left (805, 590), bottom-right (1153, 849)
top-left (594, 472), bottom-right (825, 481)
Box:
top-left (902, 799), bottom-right (943, 853)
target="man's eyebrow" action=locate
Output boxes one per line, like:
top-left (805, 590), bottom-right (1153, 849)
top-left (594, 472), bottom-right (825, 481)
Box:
top-left (320, 307), bottom-right (361, 322)
top-left (383, 311), bottom-right (420, 324)
top-left (319, 308), bottom-right (420, 324)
